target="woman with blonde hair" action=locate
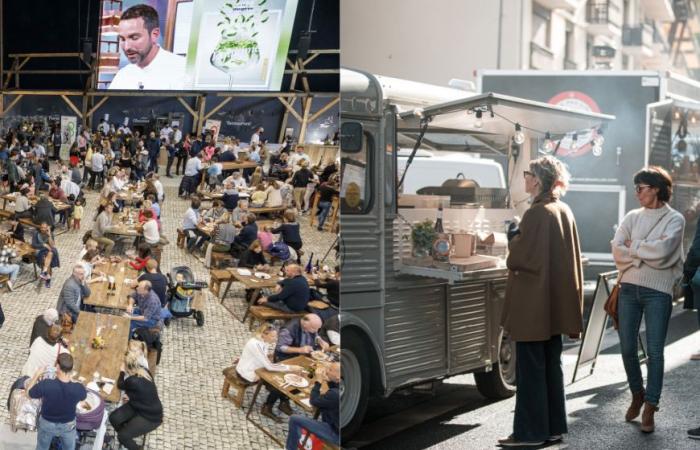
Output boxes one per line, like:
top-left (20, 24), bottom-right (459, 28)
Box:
top-left (250, 166), bottom-right (264, 188)
top-left (109, 352), bottom-right (163, 450)
top-left (612, 166), bottom-right (684, 433)
top-left (499, 156), bottom-right (583, 447)
top-left (234, 324), bottom-right (302, 421)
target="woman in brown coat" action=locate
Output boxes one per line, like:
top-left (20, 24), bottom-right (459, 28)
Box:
top-left (498, 156), bottom-right (583, 447)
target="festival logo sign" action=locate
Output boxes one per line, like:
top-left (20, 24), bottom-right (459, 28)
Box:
top-left (547, 91), bottom-right (603, 158)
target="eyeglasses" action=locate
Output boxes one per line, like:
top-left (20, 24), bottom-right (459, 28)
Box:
top-left (635, 184), bottom-right (652, 193)
top-left (523, 170), bottom-right (534, 178)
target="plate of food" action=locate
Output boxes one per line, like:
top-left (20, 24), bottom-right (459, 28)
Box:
top-left (311, 350), bottom-right (329, 361)
top-left (284, 373), bottom-right (309, 388)
top-left (254, 272), bottom-right (271, 280)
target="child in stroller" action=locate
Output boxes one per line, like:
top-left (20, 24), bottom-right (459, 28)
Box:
top-left (167, 266), bottom-right (207, 326)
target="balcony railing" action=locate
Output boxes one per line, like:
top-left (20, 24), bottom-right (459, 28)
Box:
top-left (587, 1), bottom-right (611, 24)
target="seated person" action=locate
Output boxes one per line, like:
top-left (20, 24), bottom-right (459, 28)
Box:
top-left (109, 352), bottom-right (163, 450)
top-left (285, 362), bottom-right (340, 449)
top-left (257, 225), bottom-right (274, 252)
top-left (138, 210), bottom-right (165, 247)
top-left (272, 210), bottom-right (303, 264)
top-left (261, 314), bottom-right (328, 419)
top-left (128, 244), bottom-right (153, 271)
top-left (230, 199), bottom-right (249, 226)
top-left (182, 198), bottom-right (205, 252)
top-left (224, 171), bottom-right (247, 190)
top-left (320, 314), bottom-right (340, 346)
top-left (57, 265), bottom-right (91, 323)
top-left (265, 181), bottom-right (284, 208)
top-left (32, 222), bottom-right (60, 286)
top-left (204, 214), bottom-right (236, 268)
top-left (250, 184), bottom-right (267, 208)
top-left (136, 259), bottom-right (169, 307)
top-left (231, 213), bottom-right (258, 256)
top-left (235, 323), bottom-right (302, 384)
top-left (22, 324), bottom-right (69, 377)
top-left (203, 199), bottom-right (227, 223)
top-left (257, 264), bottom-right (310, 313)
top-left (238, 240), bottom-right (269, 303)
top-left (312, 266), bottom-right (340, 309)
top-left (221, 182), bottom-right (239, 212)
top-left (30, 308), bottom-right (59, 348)
top-left (125, 280), bottom-right (162, 333)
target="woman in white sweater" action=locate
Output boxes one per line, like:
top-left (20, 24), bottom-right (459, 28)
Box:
top-left (235, 324), bottom-right (301, 383)
top-left (611, 166), bottom-right (685, 433)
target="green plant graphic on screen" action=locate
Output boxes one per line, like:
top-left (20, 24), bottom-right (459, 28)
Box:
top-left (211, 0), bottom-right (269, 85)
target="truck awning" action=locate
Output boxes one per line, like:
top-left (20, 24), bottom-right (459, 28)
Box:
top-left (398, 92), bottom-right (616, 136)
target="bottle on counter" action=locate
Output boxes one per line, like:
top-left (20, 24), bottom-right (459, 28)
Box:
top-left (434, 204), bottom-right (444, 233)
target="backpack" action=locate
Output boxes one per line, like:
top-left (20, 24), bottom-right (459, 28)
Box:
top-left (268, 241), bottom-right (290, 261)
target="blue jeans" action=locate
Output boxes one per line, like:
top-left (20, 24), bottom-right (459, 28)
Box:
top-left (618, 283), bottom-right (672, 405)
top-left (285, 415), bottom-right (339, 450)
top-left (129, 307), bottom-right (158, 333)
top-left (0, 263), bottom-right (20, 283)
top-left (36, 416), bottom-right (76, 450)
top-left (317, 201), bottom-right (332, 227)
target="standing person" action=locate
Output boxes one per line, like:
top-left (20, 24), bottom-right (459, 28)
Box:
top-left (290, 160), bottom-right (313, 212)
top-left (146, 131), bottom-right (160, 174)
top-left (27, 354), bottom-right (87, 450)
top-left (89, 147), bottom-right (106, 189)
top-left (175, 133), bottom-right (190, 176)
top-left (109, 353), bottom-right (163, 450)
top-left (250, 127), bottom-right (263, 147)
top-left (611, 166), bottom-right (685, 433)
top-left (498, 156), bottom-right (583, 447)
top-left (180, 153), bottom-right (202, 197)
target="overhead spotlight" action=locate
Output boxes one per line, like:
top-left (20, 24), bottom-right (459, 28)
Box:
top-left (675, 110), bottom-right (681, 120)
top-left (542, 132), bottom-right (554, 153)
top-left (692, 115), bottom-right (697, 124)
top-left (474, 110), bottom-right (483, 129)
top-left (513, 123), bottom-right (525, 145)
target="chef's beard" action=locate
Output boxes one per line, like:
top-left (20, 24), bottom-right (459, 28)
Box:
top-left (125, 40), bottom-right (153, 66)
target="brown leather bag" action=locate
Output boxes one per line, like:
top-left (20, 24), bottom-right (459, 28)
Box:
top-left (60, 313), bottom-right (73, 335)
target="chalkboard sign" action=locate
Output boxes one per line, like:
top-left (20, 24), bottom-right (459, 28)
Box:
top-left (572, 270), bottom-right (647, 383)
top-left (647, 100), bottom-right (673, 168)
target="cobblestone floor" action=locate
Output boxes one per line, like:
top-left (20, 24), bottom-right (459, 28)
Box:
top-left (0, 170), bottom-right (338, 449)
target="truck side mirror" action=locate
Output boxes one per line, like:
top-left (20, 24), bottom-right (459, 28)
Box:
top-left (340, 122), bottom-right (363, 153)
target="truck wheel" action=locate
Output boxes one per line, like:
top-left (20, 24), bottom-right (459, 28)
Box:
top-left (474, 330), bottom-right (516, 399)
top-left (340, 332), bottom-right (370, 441)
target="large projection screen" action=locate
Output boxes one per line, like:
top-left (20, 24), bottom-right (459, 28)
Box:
top-left (97, 0), bottom-right (298, 91)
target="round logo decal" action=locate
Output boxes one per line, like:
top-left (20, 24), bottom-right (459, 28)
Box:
top-left (547, 91), bottom-right (602, 158)
top-left (344, 182), bottom-right (361, 208)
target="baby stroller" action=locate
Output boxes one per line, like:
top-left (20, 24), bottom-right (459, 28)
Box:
top-left (167, 266), bottom-right (208, 326)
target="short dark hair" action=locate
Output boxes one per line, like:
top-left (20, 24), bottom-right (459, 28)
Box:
top-left (633, 166), bottom-right (673, 202)
top-left (57, 353), bottom-right (74, 372)
top-left (191, 198), bottom-right (201, 210)
top-left (121, 4), bottom-right (160, 33)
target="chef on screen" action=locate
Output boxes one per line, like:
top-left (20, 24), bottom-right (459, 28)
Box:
top-left (109, 4), bottom-right (185, 90)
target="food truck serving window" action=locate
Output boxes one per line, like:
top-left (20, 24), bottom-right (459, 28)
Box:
top-left (341, 128), bottom-right (373, 214)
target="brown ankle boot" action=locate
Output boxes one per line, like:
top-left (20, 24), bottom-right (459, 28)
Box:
top-left (640, 402), bottom-right (658, 433)
top-left (625, 389), bottom-right (645, 422)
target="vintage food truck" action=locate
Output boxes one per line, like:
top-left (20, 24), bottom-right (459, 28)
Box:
top-left (339, 68), bottom-right (615, 438)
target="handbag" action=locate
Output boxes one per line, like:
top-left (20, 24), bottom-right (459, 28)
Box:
top-left (605, 211), bottom-right (669, 329)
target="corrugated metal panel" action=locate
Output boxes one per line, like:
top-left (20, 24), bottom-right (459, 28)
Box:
top-left (342, 215), bottom-right (382, 292)
top-left (384, 284), bottom-right (447, 385)
top-left (447, 281), bottom-right (489, 372)
top-left (390, 217), bottom-right (412, 270)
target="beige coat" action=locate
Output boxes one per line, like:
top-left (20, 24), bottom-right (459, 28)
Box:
top-left (500, 193), bottom-right (584, 342)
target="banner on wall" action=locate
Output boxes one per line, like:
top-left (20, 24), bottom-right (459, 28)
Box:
top-left (59, 116), bottom-right (77, 161)
top-left (204, 119), bottom-right (222, 143)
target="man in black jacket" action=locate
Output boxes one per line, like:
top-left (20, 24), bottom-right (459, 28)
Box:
top-left (257, 264), bottom-right (310, 313)
top-left (285, 362), bottom-right (340, 449)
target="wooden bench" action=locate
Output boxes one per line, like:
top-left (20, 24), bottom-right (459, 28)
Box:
top-left (209, 269), bottom-right (234, 299)
top-left (247, 305), bottom-right (305, 331)
top-left (221, 363), bottom-right (257, 409)
top-left (211, 251), bottom-right (234, 268)
top-left (249, 206), bottom-right (286, 218)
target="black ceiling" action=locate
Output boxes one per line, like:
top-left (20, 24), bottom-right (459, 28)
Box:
top-left (1, 0), bottom-right (338, 92)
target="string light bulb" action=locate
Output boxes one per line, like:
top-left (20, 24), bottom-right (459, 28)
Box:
top-left (513, 123), bottom-right (525, 145)
top-left (474, 110), bottom-right (483, 129)
top-left (542, 132), bottom-right (554, 153)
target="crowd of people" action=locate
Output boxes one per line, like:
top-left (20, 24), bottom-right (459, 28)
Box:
top-left (0, 118), bottom-right (340, 449)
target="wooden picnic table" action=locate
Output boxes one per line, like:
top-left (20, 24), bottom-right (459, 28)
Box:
top-left (196, 189), bottom-right (250, 201)
top-left (246, 355), bottom-right (330, 446)
top-left (0, 234), bottom-right (38, 287)
top-left (69, 311), bottom-right (131, 403)
top-left (108, 211), bottom-right (141, 237)
top-left (83, 261), bottom-right (138, 311)
top-left (249, 205), bottom-right (285, 218)
top-left (220, 267), bottom-right (283, 322)
top-left (115, 188), bottom-right (144, 204)
top-left (1, 193), bottom-right (71, 213)
top-left (198, 161), bottom-right (258, 190)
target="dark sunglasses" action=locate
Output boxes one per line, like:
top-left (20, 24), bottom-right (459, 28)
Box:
top-left (635, 184), bottom-right (653, 193)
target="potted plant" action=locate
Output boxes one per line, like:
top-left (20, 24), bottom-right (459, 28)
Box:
top-left (411, 220), bottom-right (437, 258)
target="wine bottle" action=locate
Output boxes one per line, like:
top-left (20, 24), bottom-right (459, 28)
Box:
top-left (434, 204), bottom-right (444, 233)
top-left (305, 252), bottom-right (315, 273)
